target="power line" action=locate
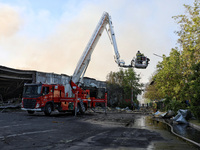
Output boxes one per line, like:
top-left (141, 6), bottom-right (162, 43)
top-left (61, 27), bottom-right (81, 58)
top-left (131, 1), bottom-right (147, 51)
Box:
top-left (153, 53), bottom-right (163, 58)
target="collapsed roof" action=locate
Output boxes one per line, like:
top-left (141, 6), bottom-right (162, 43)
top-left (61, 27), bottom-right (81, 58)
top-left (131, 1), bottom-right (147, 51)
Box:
top-left (0, 66), bottom-right (35, 101)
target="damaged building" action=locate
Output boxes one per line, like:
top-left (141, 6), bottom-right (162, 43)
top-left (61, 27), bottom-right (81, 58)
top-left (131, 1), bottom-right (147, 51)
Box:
top-left (0, 65), bottom-right (106, 102)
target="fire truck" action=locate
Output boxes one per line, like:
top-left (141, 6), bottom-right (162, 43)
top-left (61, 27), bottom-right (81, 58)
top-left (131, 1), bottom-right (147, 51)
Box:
top-left (21, 12), bottom-right (149, 116)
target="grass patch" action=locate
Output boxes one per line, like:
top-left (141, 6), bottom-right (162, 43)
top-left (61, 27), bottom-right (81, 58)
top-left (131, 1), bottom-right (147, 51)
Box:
top-left (189, 119), bottom-right (200, 126)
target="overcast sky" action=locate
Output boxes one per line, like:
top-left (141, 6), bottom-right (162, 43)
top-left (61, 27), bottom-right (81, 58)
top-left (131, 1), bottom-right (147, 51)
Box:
top-left (0, 0), bottom-right (194, 83)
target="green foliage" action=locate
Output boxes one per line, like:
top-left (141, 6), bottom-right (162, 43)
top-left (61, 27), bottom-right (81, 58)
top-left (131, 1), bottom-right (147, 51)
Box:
top-left (106, 82), bottom-right (124, 107)
top-left (154, 49), bottom-right (183, 100)
top-left (106, 68), bottom-right (143, 108)
top-left (187, 63), bottom-right (200, 120)
top-left (164, 96), bottom-right (186, 113)
top-left (144, 0), bottom-right (200, 120)
top-left (174, 0), bottom-right (200, 120)
top-left (144, 49), bottom-right (184, 102)
top-left (118, 99), bottom-right (132, 108)
top-left (143, 77), bottom-right (163, 101)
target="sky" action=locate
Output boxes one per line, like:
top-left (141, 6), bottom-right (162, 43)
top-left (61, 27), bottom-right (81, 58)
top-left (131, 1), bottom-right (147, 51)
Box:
top-left (0, 0), bottom-right (194, 84)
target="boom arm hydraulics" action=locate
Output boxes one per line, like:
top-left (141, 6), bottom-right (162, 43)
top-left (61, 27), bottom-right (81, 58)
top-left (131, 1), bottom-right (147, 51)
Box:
top-left (71, 12), bottom-right (149, 88)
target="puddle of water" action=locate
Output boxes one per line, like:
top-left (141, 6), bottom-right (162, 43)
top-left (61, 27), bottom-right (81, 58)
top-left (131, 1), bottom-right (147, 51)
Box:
top-left (133, 116), bottom-right (170, 131)
top-left (136, 115), bottom-right (200, 146)
top-left (132, 115), bottom-right (200, 149)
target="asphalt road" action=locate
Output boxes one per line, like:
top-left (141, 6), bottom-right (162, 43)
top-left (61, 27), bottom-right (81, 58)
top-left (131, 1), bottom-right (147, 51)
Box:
top-left (0, 109), bottom-right (198, 150)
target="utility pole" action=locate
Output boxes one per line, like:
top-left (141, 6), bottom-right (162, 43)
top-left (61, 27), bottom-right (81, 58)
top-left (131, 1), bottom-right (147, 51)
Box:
top-left (131, 87), bottom-right (133, 109)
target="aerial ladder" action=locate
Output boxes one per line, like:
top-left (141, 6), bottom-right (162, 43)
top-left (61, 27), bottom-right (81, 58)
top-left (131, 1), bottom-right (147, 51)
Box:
top-left (69, 12), bottom-right (150, 114)
top-left (70, 12), bottom-right (149, 91)
top-left (21, 12), bottom-right (150, 116)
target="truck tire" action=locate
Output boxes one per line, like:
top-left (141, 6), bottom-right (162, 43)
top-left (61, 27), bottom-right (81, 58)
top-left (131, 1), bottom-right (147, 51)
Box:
top-left (44, 103), bottom-right (52, 116)
top-left (27, 110), bottom-right (35, 114)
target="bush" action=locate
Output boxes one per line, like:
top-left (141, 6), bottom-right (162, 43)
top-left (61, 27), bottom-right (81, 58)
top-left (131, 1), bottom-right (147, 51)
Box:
top-left (164, 97), bottom-right (185, 113)
top-left (190, 100), bottom-right (200, 121)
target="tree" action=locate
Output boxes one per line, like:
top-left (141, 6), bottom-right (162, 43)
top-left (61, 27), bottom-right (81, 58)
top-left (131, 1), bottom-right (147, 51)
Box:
top-left (106, 68), bottom-right (143, 108)
top-left (186, 63), bottom-right (200, 120)
top-left (143, 77), bottom-right (163, 101)
top-left (144, 0), bottom-right (200, 118)
top-left (173, 0), bottom-right (200, 119)
top-left (173, 0), bottom-right (200, 78)
top-left (154, 49), bottom-right (183, 100)
top-left (123, 68), bottom-right (143, 102)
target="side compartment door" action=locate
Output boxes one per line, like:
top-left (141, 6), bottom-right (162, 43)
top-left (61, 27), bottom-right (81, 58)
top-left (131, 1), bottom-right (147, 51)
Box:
top-left (42, 86), bottom-right (50, 102)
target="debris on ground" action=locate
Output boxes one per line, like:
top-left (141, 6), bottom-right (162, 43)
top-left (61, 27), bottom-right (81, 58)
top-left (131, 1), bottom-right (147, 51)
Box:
top-left (165, 110), bottom-right (175, 118)
top-left (172, 109), bottom-right (192, 124)
top-left (0, 98), bottom-right (21, 112)
top-left (153, 111), bottom-right (167, 118)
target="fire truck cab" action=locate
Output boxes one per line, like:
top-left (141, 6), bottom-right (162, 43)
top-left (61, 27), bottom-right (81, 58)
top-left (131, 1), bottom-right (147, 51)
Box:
top-left (22, 83), bottom-right (65, 115)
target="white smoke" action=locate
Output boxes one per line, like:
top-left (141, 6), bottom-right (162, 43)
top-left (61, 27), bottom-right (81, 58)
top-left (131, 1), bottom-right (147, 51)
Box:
top-left (0, 0), bottom-right (193, 83)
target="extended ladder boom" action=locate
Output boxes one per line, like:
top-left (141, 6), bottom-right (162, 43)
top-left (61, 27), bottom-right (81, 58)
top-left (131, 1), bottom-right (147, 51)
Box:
top-left (72, 12), bottom-right (142, 85)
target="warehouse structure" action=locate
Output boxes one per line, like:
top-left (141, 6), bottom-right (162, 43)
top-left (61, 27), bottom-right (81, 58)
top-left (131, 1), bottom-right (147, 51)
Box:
top-left (0, 65), bottom-right (106, 102)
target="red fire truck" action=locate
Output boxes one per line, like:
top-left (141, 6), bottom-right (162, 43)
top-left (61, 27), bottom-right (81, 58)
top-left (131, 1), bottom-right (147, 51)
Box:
top-left (21, 12), bottom-right (149, 116)
top-left (22, 82), bottom-right (107, 116)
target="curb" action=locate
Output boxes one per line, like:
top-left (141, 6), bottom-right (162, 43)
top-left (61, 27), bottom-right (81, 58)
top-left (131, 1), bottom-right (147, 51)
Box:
top-left (189, 122), bottom-right (200, 131)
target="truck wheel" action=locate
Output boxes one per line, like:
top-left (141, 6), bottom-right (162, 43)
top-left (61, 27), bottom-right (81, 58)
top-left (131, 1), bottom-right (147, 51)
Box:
top-left (44, 103), bottom-right (52, 116)
top-left (27, 110), bottom-right (35, 114)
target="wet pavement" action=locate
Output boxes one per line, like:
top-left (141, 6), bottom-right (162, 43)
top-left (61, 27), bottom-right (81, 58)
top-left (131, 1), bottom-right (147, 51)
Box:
top-left (0, 110), bottom-right (199, 150)
top-left (83, 113), bottom-right (199, 149)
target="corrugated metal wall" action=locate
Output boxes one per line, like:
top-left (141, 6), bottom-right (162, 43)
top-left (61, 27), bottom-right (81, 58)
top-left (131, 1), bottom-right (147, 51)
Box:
top-left (35, 72), bottom-right (106, 97)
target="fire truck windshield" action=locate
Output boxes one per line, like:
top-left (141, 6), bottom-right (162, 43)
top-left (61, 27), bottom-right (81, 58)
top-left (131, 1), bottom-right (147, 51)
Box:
top-left (23, 85), bottom-right (42, 97)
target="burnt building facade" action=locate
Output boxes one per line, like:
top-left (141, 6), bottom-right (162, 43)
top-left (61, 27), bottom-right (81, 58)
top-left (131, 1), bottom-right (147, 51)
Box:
top-left (0, 65), bottom-right (106, 102)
